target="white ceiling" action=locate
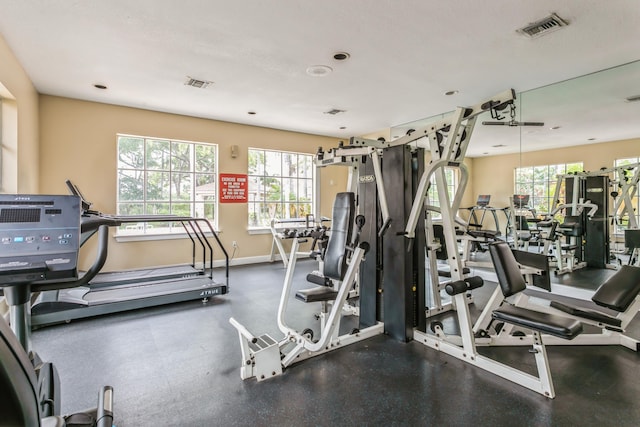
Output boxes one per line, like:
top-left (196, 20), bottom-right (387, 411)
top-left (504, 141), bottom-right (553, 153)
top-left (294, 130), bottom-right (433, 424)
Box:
top-left (0, 0), bottom-right (639, 157)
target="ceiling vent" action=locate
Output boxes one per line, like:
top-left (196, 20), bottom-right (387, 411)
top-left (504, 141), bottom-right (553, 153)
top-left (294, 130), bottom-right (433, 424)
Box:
top-left (184, 77), bottom-right (213, 89)
top-left (324, 109), bottom-right (346, 115)
top-left (625, 94), bottom-right (640, 103)
top-left (517, 13), bottom-right (568, 39)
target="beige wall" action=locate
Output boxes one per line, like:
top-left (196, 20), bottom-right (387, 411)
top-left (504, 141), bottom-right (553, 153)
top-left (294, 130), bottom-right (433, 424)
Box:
top-left (470, 138), bottom-right (640, 229)
top-left (39, 96), bottom-right (347, 270)
top-left (472, 138), bottom-right (640, 206)
top-left (0, 34), bottom-right (40, 193)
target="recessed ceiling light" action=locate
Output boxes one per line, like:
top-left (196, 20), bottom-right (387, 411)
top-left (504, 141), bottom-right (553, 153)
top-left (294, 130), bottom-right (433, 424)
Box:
top-left (550, 126), bottom-right (561, 130)
top-left (306, 65), bottom-right (333, 77)
top-left (94, 84), bottom-right (107, 90)
top-left (333, 52), bottom-right (350, 61)
top-left (444, 90), bottom-right (458, 96)
top-left (247, 111), bottom-right (256, 115)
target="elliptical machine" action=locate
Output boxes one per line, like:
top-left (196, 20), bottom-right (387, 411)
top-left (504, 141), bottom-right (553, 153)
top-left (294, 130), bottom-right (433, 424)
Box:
top-left (0, 194), bottom-right (114, 426)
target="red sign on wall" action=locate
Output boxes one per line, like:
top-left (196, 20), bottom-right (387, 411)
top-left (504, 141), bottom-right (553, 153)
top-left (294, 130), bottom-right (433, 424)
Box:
top-left (220, 173), bottom-right (248, 203)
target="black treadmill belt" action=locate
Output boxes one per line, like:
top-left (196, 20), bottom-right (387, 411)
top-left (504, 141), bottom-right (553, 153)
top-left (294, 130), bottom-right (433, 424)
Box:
top-left (83, 276), bottom-right (219, 304)
top-left (87, 265), bottom-right (200, 287)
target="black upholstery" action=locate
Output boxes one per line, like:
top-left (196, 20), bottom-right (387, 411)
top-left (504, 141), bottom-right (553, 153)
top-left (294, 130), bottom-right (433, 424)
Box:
top-left (0, 318), bottom-right (42, 427)
top-left (512, 249), bottom-right (551, 291)
top-left (492, 305), bottom-right (583, 340)
top-left (559, 216), bottom-right (582, 237)
top-left (592, 265), bottom-right (640, 312)
top-left (295, 286), bottom-right (339, 303)
top-left (549, 301), bottom-right (621, 327)
top-left (296, 192), bottom-right (355, 303)
top-left (488, 242), bottom-right (527, 297)
top-left (323, 192), bottom-right (355, 281)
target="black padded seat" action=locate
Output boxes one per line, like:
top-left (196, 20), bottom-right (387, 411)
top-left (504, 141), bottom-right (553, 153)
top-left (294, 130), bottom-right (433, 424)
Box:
top-left (592, 265), bottom-right (640, 312)
top-left (549, 301), bottom-right (622, 327)
top-left (493, 304), bottom-right (583, 340)
top-left (295, 286), bottom-right (338, 303)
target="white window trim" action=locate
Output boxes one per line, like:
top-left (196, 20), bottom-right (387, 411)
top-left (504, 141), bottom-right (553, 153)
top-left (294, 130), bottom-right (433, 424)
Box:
top-left (115, 133), bottom-right (219, 239)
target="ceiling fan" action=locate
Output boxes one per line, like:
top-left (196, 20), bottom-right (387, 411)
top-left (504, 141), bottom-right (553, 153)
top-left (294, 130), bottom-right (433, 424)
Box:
top-left (481, 99), bottom-right (544, 127)
top-left (482, 120), bottom-right (545, 127)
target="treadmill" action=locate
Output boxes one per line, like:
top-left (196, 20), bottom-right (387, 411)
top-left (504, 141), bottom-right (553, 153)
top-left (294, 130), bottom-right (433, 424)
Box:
top-left (30, 181), bottom-right (229, 327)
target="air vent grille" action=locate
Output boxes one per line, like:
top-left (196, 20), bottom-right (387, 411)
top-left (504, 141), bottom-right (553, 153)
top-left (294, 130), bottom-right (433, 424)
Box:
top-left (324, 109), bottom-right (346, 115)
top-left (518, 13), bottom-right (568, 38)
top-left (625, 95), bottom-right (640, 103)
top-left (184, 77), bottom-right (213, 89)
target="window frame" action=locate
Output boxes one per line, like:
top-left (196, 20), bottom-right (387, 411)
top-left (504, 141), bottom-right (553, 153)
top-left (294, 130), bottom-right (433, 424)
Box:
top-left (514, 162), bottom-right (583, 215)
top-left (614, 157), bottom-right (640, 233)
top-left (116, 133), bottom-right (218, 239)
top-left (247, 147), bottom-right (315, 230)
top-left (426, 167), bottom-right (458, 215)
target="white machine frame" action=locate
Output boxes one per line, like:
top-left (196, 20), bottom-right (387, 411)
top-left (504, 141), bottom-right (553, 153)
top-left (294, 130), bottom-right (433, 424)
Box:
top-left (230, 228), bottom-right (383, 381)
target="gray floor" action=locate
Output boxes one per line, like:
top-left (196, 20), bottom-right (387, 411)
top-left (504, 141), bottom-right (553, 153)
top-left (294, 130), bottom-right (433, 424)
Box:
top-left (31, 259), bottom-right (640, 427)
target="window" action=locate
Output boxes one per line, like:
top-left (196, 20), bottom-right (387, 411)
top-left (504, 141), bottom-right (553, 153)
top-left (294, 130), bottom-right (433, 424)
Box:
top-left (426, 167), bottom-right (457, 211)
top-left (614, 157), bottom-right (640, 231)
top-left (514, 162), bottom-right (583, 214)
top-left (117, 134), bottom-right (217, 235)
top-left (248, 148), bottom-right (314, 228)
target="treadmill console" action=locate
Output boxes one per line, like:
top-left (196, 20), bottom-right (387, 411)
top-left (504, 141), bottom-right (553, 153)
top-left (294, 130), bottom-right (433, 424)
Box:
top-left (0, 195), bottom-right (80, 284)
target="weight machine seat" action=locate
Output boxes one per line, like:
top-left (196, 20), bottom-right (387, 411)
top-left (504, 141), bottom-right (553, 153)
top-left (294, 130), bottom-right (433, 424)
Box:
top-left (492, 305), bottom-right (583, 340)
top-left (549, 301), bottom-right (622, 327)
top-left (295, 286), bottom-right (339, 303)
top-left (295, 192), bottom-right (355, 304)
top-left (592, 265), bottom-right (640, 312)
top-left (488, 242), bottom-right (527, 298)
top-left (549, 265), bottom-right (640, 323)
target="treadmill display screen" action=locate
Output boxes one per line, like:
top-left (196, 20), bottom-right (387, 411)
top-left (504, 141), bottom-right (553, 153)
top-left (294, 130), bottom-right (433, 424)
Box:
top-left (476, 195), bottom-right (490, 207)
top-left (0, 208), bottom-right (41, 223)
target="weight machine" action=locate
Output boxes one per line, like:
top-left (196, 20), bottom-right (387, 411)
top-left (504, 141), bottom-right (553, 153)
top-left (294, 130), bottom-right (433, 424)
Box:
top-left (229, 143), bottom-right (391, 380)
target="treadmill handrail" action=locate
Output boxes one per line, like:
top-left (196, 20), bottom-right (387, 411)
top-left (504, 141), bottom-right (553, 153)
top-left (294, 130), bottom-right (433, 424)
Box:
top-left (79, 211), bottom-right (229, 290)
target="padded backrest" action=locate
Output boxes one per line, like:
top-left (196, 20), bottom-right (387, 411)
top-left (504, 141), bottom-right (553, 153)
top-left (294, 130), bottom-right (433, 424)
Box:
top-left (323, 192), bottom-right (355, 281)
top-left (560, 215), bottom-right (582, 236)
top-left (0, 318), bottom-right (41, 426)
top-left (488, 241), bottom-right (527, 297)
top-left (592, 265), bottom-right (640, 312)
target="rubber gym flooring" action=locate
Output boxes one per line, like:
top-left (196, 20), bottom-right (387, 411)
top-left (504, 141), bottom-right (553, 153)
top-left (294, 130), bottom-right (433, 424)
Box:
top-left (32, 259), bottom-right (640, 426)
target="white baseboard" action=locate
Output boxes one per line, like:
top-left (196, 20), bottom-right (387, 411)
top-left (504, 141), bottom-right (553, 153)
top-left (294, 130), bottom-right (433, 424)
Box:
top-left (204, 252), bottom-right (313, 268)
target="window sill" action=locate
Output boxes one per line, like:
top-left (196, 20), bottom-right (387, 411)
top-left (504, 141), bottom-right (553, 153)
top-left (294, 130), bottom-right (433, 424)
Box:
top-left (115, 229), bottom-right (220, 243)
top-left (247, 227), bottom-right (271, 235)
